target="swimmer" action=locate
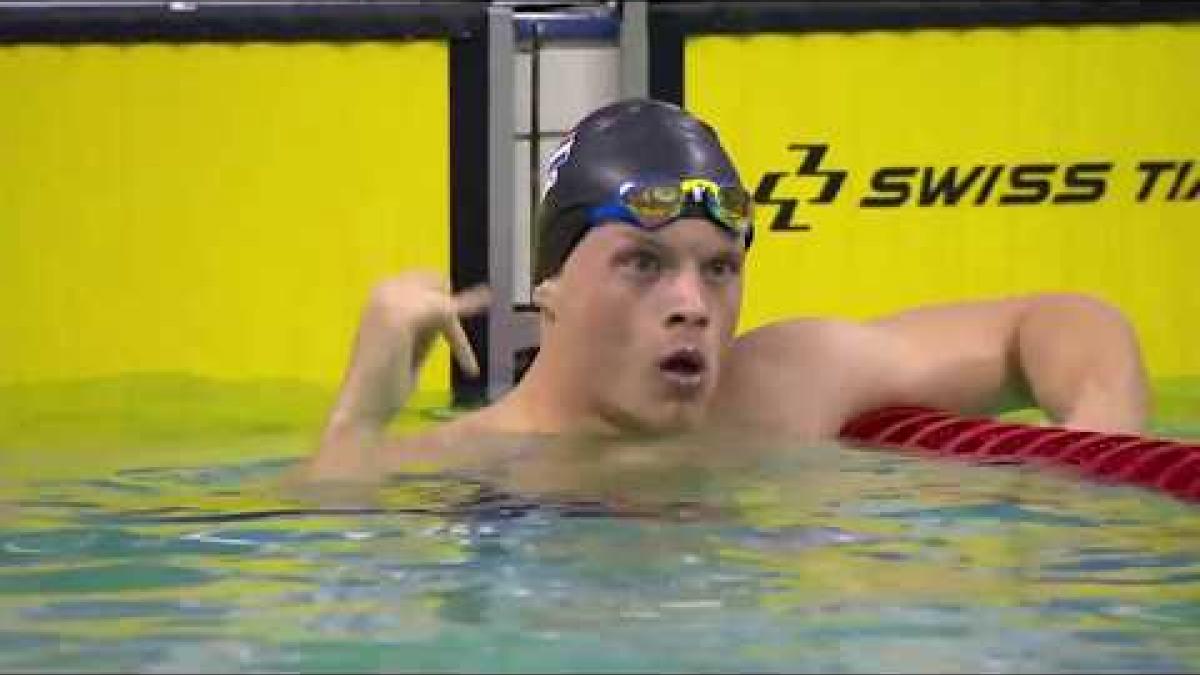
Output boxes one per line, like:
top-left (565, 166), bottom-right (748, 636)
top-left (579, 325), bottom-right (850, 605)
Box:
top-left (300, 99), bottom-right (1149, 482)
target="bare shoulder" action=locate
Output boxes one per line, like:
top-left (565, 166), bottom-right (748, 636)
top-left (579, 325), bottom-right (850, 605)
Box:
top-left (712, 317), bottom-right (903, 438)
top-left (727, 317), bottom-right (901, 372)
top-left (379, 404), bottom-right (496, 457)
top-left (732, 317), bottom-right (872, 352)
top-left (374, 398), bottom-right (534, 472)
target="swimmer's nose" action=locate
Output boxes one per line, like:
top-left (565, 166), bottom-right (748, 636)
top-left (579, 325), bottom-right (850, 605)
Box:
top-left (664, 270), bottom-right (710, 329)
top-left (667, 307), bottom-right (709, 329)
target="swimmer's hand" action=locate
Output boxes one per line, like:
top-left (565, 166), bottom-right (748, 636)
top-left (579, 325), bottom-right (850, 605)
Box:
top-left (302, 273), bottom-right (490, 480)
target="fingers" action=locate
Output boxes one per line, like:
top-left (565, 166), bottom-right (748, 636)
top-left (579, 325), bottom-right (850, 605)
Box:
top-left (442, 285), bottom-right (489, 378)
top-left (453, 285), bottom-right (492, 316)
top-left (370, 275), bottom-right (490, 379)
top-left (442, 314), bottom-right (479, 377)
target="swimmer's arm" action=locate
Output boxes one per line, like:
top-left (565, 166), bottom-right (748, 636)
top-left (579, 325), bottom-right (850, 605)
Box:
top-left (866, 293), bottom-right (1150, 433)
top-left (292, 275), bottom-right (490, 483)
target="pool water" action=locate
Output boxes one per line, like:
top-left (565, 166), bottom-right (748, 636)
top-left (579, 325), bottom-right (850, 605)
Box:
top-left (2, 381), bottom-right (1199, 673)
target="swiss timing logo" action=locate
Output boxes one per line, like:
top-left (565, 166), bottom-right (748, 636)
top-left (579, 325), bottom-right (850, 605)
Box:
top-left (754, 143), bottom-right (1198, 232)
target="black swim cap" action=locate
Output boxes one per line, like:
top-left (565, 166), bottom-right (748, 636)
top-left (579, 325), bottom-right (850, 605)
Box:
top-left (533, 98), bottom-right (746, 284)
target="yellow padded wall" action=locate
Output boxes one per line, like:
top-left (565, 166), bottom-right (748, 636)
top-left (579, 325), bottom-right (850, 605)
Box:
top-left (0, 41), bottom-right (452, 406)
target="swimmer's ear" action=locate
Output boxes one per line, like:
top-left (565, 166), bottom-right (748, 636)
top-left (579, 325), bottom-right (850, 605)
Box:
top-left (532, 279), bottom-right (559, 320)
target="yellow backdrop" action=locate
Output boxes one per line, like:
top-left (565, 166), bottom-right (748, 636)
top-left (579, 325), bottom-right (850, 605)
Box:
top-left (0, 41), bottom-right (452, 423)
top-left (687, 24), bottom-right (1199, 384)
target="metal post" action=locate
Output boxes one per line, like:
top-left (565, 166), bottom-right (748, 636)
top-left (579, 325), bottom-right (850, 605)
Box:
top-left (619, 0), bottom-right (648, 99)
top-left (486, 4), bottom-right (517, 401)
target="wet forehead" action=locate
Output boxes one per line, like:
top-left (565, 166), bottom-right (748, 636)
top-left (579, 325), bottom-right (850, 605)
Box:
top-left (590, 218), bottom-right (743, 257)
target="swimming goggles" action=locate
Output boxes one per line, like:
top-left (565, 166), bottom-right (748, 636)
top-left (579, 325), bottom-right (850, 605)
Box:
top-left (585, 177), bottom-right (754, 249)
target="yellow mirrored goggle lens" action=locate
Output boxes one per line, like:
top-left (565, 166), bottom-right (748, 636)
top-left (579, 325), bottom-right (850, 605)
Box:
top-left (626, 185), bottom-right (684, 225)
top-left (714, 186), bottom-right (752, 227)
top-left (623, 183), bottom-right (753, 231)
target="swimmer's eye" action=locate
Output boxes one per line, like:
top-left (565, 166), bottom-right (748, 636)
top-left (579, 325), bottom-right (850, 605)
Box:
top-left (615, 247), bottom-right (664, 279)
top-left (702, 254), bottom-right (742, 283)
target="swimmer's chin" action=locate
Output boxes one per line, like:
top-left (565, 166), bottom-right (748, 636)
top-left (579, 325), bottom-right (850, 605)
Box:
top-left (612, 401), bottom-right (709, 438)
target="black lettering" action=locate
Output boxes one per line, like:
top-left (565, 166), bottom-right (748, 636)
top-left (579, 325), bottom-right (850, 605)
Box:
top-left (754, 172), bottom-right (809, 231)
top-left (918, 165), bottom-right (985, 206)
top-left (1136, 161), bottom-right (1175, 202)
top-left (860, 167), bottom-right (916, 207)
top-left (787, 143), bottom-right (847, 203)
top-left (974, 165), bottom-right (1005, 205)
top-left (1187, 177), bottom-right (1200, 201)
top-left (1168, 161), bottom-right (1194, 200)
top-left (999, 163), bottom-right (1055, 205)
top-left (1054, 162), bottom-right (1112, 204)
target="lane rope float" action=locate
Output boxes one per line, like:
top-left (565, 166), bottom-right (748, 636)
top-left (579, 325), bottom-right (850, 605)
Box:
top-left (840, 406), bottom-right (1200, 503)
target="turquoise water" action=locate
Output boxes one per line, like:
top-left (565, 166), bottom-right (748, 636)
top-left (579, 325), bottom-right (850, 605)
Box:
top-left (2, 419), bottom-right (1198, 674)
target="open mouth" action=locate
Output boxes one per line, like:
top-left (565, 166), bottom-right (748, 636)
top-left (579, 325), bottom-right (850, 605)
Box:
top-left (658, 347), bottom-right (707, 389)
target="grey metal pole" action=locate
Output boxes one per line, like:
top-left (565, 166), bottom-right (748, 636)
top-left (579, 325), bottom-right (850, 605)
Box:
top-left (618, 0), bottom-right (648, 99)
top-left (486, 4), bottom-right (518, 402)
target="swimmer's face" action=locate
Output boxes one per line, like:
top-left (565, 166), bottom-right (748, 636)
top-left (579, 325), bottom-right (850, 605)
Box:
top-left (549, 217), bottom-right (744, 433)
